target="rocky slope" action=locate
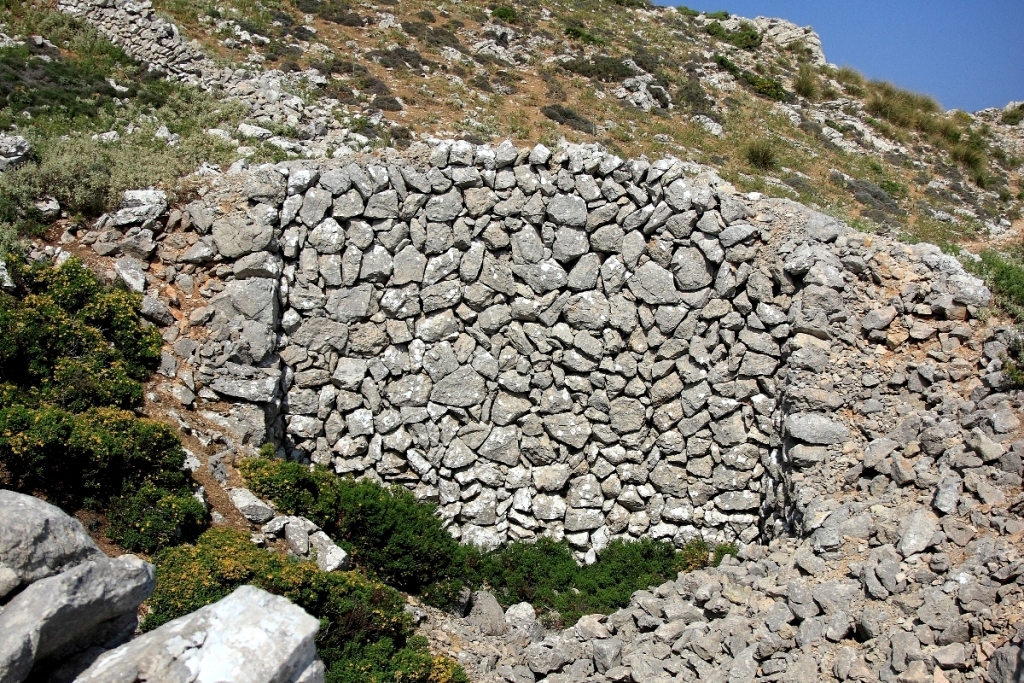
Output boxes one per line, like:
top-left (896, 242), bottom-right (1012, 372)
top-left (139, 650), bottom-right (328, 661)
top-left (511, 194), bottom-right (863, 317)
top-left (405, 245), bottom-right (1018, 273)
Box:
top-left (49, 0), bottom-right (1024, 246)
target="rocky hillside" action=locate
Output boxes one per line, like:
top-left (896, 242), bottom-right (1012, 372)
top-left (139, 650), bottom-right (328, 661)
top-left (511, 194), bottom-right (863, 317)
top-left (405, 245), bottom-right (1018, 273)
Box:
top-left (1, 2), bottom-right (1023, 683)
top-left (47, 0), bottom-right (1024, 247)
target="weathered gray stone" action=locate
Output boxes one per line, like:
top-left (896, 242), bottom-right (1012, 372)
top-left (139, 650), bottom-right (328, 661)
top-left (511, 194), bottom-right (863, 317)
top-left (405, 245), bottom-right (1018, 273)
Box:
top-left (468, 591), bottom-right (507, 636)
top-left (898, 509), bottom-right (939, 556)
top-left (861, 306), bottom-right (897, 331)
top-left (628, 261), bottom-right (679, 304)
top-left (1, 555), bottom-right (154, 682)
top-left (542, 413), bottom-right (591, 449)
top-left (785, 413), bottom-right (850, 445)
top-left (0, 491), bottom-right (103, 600)
top-left (228, 488), bottom-right (275, 524)
top-left (431, 366), bottom-right (487, 407)
top-left (546, 193), bottom-right (587, 227)
top-left (212, 215), bottom-right (273, 258)
top-left (73, 586), bottom-right (323, 683)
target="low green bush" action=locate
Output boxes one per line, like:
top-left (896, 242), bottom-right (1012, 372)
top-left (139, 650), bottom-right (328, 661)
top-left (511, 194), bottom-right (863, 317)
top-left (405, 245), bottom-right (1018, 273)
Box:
top-left (107, 484), bottom-right (206, 554)
top-left (965, 249), bottom-right (1024, 321)
top-left (1001, 104), bottom-right (1024, 126)
top-left (0, 404), bottom-right (189, 508)
top-left (473, 536), bottom-right (709, 627)
top-left (865, 80), bottom-right (940, 131)
top-left (714, 55), bottom-right (788, 102)
top-left (706, 20), bottom-right (761, 50)
top-left (0, 6), bottom-right (242, 240)
top-left (241, 459), bottom-right (466, 596)
top-left (713, 542), bottom-right (739, 566)
top-left (540, 104), bottom-right (597, 134)
top-left (146, 528), bottom-right (467, 683)
top-left (241, 459), bottom-right (714, 625)
top-left (675, 75), bottom-right (717, 119)
top-left (562, 56), bottom-right (634, 83)
top-left (0, 258), bottom-right (161, 409)
top-left (0, 258), bottom-right (181, 509)
top-left (564, 22), bottom-right (603, 45)
top-left (492, 6), bottom-right (517, 22)
top-left (835, 66), bottom-right (865, 96)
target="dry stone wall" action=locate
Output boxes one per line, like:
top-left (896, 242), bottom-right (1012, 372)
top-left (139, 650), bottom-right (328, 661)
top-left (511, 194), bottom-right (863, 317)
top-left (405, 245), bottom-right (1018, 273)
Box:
top-left (132, 139), bottom-right (997, 557)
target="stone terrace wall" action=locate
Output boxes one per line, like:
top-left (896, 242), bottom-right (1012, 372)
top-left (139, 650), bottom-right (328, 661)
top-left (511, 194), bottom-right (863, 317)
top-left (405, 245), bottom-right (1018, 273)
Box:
top-left (130, 140), bottom-right (995, 557)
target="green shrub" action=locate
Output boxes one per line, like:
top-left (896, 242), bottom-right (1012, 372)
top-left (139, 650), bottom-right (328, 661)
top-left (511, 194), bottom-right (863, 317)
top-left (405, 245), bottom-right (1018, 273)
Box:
top-left (241, 460), bottom-right (465, 596)
top-left (472, 536), bottom-right (579, 612)
top-left (964, 250), bottom-right (1024, 322)
top-left (242, 459), bottom-right (715, 622)
top-left (706, 10), bottom-right (730, 20)
top-left (1002, 104), bottom-right (1024, 126)
top-left (540, 104), bottom-right (597, 134)
top-left (107, 484), bottom-right (207, 554)
top-left (0, 7), bottom-right (242, 239)
top-left (492, 6), bottom-right (517, 22)
top-left (0, 258), bottom-right (161, 409)
top-left (676, 538), bottom-right (711, 571)
top-left (713, 542), bottom-right (739, 566)
top-left (240, 458), bottom-right (343, 529)
top-left (745, 139), bottom-right (778, 170)
top-left (562, 56), bottom-right (634, 83)
top-left (793, 63), bottom-right (819, 100)
top-left (675, 75), bottom-right (717, 119)
top-left (0, 405), bottom-right (189, 508)
top-left (951, 141), bottom-right (986, 173)
top-left (564, 22), bottom-right (602, 45)
top-left (706, 20), bottom-right (761, 50)
top-left (835, 66), bottom-right (865, 96)
top-left (714, 55), bottom-right (788, 101)
top-left (473, 537), bottom-right (694, 627)
top-left (145, 528), bottom-right (467, 683)
top-left (865, 80), bottom-right (941, 132)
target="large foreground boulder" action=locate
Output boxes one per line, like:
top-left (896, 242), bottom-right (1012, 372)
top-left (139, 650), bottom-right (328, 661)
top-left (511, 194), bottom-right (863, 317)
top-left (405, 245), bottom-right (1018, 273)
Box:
top-left (73, 585), bottom-right (324, 683)
top-left (0, 489), bottom-right (103, 600)
top-left (0, 555), bottom-right (155, 683)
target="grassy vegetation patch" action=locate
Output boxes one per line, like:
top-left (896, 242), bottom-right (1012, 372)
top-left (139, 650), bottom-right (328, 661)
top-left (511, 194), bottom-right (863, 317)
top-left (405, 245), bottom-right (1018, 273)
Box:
top-left (564, 21), bottom-right (603, 45)
top-left (744, 139), bottom-right (777, 170)
top-left (1001, 104), bottom-right (1024, 126)
top-left (473, 536), bottom-right (713, 627)
top-left (792, 63), bottom-right (819, 100)
top-left (491, 6), bottom-right (517, 23)
top-left (403, 21), bottom-right (466, 53)
top-left (965, 249), bottom-right (1024, 322)
top-left (241, 458), bottom-right (467, 597)
top-left (0, 7), bottom-right (244, 244)
top-left (107, 483), bottom-right (207, 554)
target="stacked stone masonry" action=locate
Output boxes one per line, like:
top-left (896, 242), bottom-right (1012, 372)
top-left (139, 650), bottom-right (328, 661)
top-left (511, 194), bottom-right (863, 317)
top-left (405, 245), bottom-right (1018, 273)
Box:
top-left (119, 138), bottom-right (1008, 559)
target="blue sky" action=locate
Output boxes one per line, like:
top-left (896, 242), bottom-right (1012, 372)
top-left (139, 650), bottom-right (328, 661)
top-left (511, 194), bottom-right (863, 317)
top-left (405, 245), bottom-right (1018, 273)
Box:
top-left (658, 0), bottom-right (1024, 113)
